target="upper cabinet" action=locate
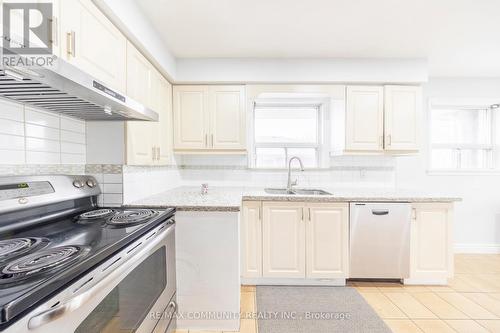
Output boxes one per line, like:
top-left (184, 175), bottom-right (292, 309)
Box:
top-left (345, 85), bottom-right (422, 153)
top-left (173, 85), bottom-right (246, 153)
top-left (346, 86), bottom-right (384, 152)
top-left (60, 0), bottom-right (127, 92)
top-left (125, 42), bottom-right (172, 166)
top-left (384, 85), bottom-right (422, 151)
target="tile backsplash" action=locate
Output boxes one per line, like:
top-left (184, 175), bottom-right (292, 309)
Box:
top-left (85, 164), bottom-right (124, 207)
top-left (0, 98), bottom-right (86, 165)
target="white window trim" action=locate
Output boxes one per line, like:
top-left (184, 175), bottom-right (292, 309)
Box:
top-left (248, 100), bottom-right (329, 169)
top-left (427, 99), bottom-right (500, 174)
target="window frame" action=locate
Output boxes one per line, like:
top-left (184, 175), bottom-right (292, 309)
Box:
top-left (428, 99), bottom-right (500, 174)
top-left (249, 102), bottom-right (325, 169)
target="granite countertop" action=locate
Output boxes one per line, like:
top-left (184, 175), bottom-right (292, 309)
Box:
top-left (126, 186), bottom-right (461, 212)
top-left (242, 188), bottom-right (462, 203)
top-left (127, 186), bottom-right (244, 212)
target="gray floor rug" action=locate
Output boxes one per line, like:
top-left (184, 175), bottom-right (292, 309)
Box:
top-left (256, 286), bottom-right (391, 333)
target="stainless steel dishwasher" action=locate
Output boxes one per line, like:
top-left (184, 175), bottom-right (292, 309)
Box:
top-left (350, 202), bottom-right (411, 279)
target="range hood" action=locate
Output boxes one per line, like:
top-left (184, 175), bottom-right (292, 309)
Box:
top-left (0, 56), bottom-right (158, 121)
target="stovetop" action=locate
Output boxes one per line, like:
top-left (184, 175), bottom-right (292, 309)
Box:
top-left (0, 205), bottom-right (175, 326)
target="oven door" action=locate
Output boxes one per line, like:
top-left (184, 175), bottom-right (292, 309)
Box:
top-left (15, 222), bottom-right (176, 333)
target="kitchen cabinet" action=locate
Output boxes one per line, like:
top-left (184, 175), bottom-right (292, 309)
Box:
top-left (173, 86), bottom-right (209, 150)
top-left (406, 203), bottom-right (453, 284)
top-left (384, 85), bottom-right (422, 151)
top-left (154, 74), bottom-right (173, 165)
top-left (262, 202), bottom-right (305, 278)
top-left (345, 86), bottom-right (384, 152)
top-left (60, 0), bottom-right (127, 92)
top-left (173, 85), bottom-right (246, 153)
top-left (241, 202), bottom-right (262, 278)
top-left (125, 42), bottom-right (172, 166)
top-left (344, 85), bottom-right (421, 153)
top-left (306, 203), bottom-right (349, 279)
top-left (242, 201), bottom-right (349, 281)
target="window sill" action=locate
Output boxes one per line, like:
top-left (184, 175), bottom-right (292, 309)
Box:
top-left (427, 169), bottom-right (500, 176)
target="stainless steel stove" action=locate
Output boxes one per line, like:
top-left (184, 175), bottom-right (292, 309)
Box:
top-left (0, 175), bottom-right (176, 333)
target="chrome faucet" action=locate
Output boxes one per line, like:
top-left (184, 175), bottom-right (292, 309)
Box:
top-left (286, 156), bottom-right (305, 194)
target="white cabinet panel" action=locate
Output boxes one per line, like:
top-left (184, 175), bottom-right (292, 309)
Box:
top-left (306, 203), bottom-right (349, 279)
top-left (173, 85), bottom-right (246, 152)
top-left (125, 42), bottom-right (154, 165)
top-left (408, 203), bottom-right (453, 284)
top-left (173, 86), bottom-right (209, 150)
top-left (346, 86), bottom-right (384, 151)
top-left (60, 0), bottom-right (126, 92)
top-left (155, 76), bottom-right (173, 165)
top-left (262, 203), bottom-right (305, 278)
top-left (384, 86), bottom-right (422, 151)
top-left (241, 202), bottom-right (262, 278)
top-left (210, 86), bottom-right (246, 150)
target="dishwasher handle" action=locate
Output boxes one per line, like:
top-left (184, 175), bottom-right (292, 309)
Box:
top-left (371, 210), bottom-right (389, 216)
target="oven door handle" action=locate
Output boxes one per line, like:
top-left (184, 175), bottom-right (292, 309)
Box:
top-left (28, 288), bottom-right (96, 330)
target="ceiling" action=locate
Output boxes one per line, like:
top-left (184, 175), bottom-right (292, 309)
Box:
top-left (136, 0), bottom-right (500, 77)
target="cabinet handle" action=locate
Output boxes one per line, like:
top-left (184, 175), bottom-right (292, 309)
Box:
top-left (301, 208), bottom-right (304, 222)
top-left (411, 208), bottom-right (417, 220)
top-left (258, 206), bottom-right (261, 221)
top-left (211, 134), bottom-right (214, 147)
top-left (66, 31), bottom-right (76, 57)
top-left (205, 134), bottom-right (208, 148)
top-left (49, 16), bottom-right (58, 46)
top-left (387, 135), bottom-right (392, 146)
top-left (152, 147), bottom-right (156, 161)
top-left (308, 208), bottom-right (311, 221)
top-left (156, 147), bottom-right (161, 161)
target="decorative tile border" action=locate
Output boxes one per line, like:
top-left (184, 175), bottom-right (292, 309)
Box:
top-left (85, 164), bottom-right (123, 174)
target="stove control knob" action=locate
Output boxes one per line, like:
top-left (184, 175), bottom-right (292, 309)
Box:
top-left (73, 180), bottom-right (85, 188)
top-left (86, 179), bottom-right (97, 188)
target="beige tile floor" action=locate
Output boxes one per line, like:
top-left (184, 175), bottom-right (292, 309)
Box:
top-left (175, 254), bottom-right (500, 333)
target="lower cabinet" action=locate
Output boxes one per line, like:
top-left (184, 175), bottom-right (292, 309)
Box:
top-left (306, 204), bottom-right (349, 279)
top-left (406, 203), bottom-right (454, 284)
top-left (262, 202), bottom-right (306, 278)
top-left (241, 201), bottom-right (349, 280)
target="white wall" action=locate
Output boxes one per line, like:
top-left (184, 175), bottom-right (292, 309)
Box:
top-left (396, 77), bottom-right (500, 253)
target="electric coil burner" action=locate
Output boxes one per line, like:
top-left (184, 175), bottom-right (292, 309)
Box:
top-left (77, 208), bottom-right (116, 223)
top-left (0, 246), bottom-right (90, 285)
top-left (0, 238), bottom-right (50, 263)
top-left (107, 209), bottom-right (159, 226)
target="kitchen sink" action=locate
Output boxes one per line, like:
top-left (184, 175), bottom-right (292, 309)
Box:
top-left (264, 188), bottom-right (332, 195)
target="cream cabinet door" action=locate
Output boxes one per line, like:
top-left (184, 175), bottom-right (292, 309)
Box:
top-left (173, 86), bottom-right (209, 150)
top-left (384, 85), bottom-right (422, 151)
top-left (262, 202), bottom-right (306, 278)
top-left (154, 74), bottom-right (173, 165)
top-left (345, 86), bottom-right (384, 152)
top-left (409, 203), bottom-right (453, 283)
top-left (209, 86), bottom-right (246, 150)
top-left (125, 42), bottom-right (154, 165)
top-left (241, 202), bottom-right (262, 278)
top-left (60, 0), bottom-right (126, 92)
top-left (305, 203), bottom-right (349, 279)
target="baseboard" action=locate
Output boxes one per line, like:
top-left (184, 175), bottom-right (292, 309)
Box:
top-left (454, 243), bottom-right (500, 254)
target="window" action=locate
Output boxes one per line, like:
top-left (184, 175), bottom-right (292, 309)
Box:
top-left (252, 105), bottom-right (321, 168)
top-left (429, 103), bottom-right (500, 172)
